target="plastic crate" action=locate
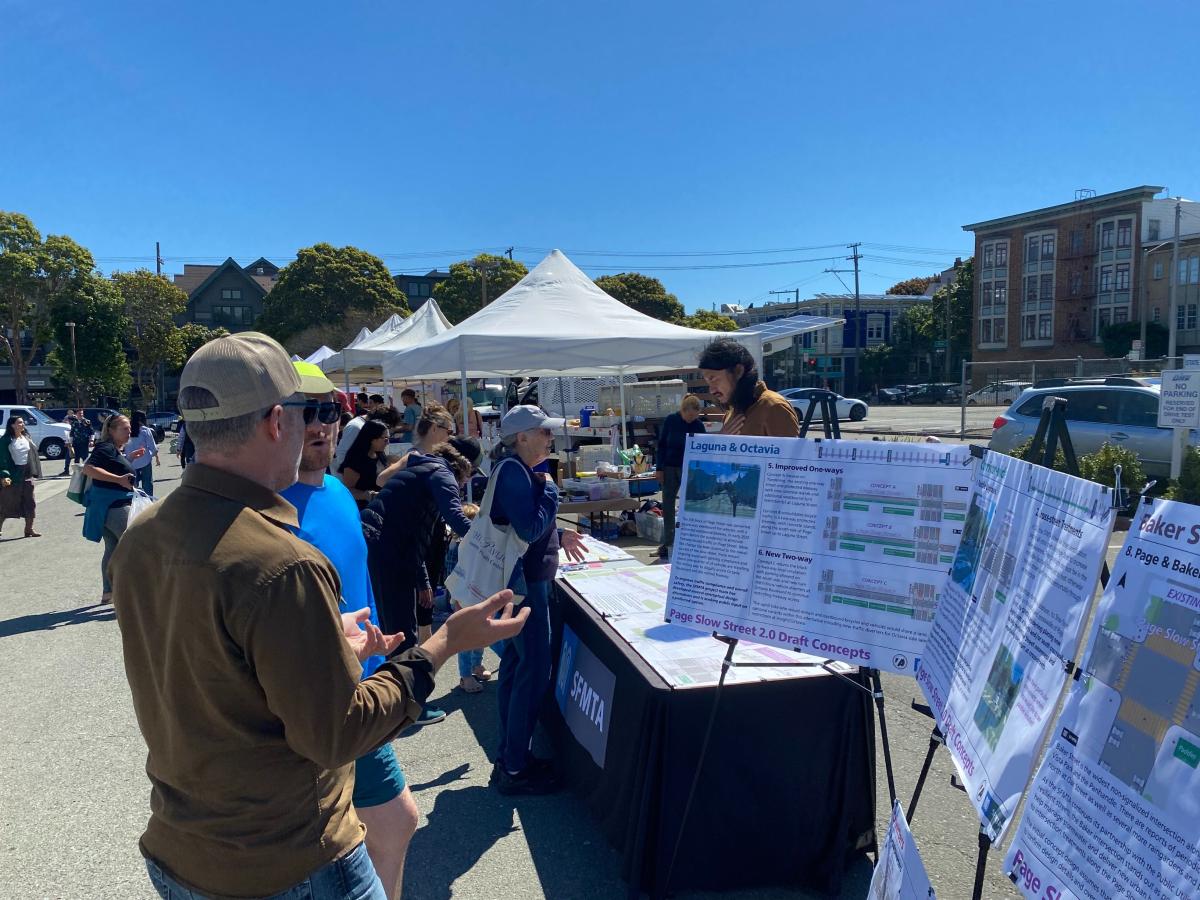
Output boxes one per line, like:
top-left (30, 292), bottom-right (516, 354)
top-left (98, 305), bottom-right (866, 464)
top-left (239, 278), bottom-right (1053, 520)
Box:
top-left (635, 511), bottom-right (665, 544)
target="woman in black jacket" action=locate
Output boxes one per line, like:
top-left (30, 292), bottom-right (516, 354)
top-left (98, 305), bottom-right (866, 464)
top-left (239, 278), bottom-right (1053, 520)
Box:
top-left (361, 442), bottom-right (473, 726)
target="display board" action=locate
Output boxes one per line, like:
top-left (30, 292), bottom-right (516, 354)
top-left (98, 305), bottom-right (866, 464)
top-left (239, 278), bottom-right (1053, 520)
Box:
top-left (1004, 498), bottom-right (1200, 900)
top-left (916, 450), bottom-right (1114, 841)
top-left (562, 563), bottom-right (846, 688)
top-left (663, 436), bottom-right (974, 674)
top-left (868, 802), bottom-right (936, 900)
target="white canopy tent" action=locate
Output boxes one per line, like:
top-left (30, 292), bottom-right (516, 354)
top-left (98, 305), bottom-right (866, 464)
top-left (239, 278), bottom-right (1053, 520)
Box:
top-left (303, 345), bottom-right (337, 366)
top-left (320, 300), bottom-right (452, 386)
top-left (382, 250), bottom-right (842, 445)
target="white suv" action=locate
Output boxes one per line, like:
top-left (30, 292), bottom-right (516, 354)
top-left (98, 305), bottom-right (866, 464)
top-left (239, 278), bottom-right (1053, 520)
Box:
top-left (0, 406), bottom-right (72, 462)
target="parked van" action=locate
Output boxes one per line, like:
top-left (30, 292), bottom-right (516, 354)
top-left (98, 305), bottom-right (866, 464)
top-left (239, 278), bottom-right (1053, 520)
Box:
top-left (0, 406), bottom-right (72, 461)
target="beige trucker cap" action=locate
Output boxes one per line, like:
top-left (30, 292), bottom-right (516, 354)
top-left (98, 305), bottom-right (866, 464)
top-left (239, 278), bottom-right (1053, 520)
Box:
top-left (179, 332), bottom-right (303, 422)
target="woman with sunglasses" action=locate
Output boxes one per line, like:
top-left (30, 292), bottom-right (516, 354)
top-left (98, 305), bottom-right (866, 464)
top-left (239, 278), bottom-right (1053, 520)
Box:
top-left (0, 414), bottom-right (42, 538)
top-left (339, 420), bottom-right (391, 509)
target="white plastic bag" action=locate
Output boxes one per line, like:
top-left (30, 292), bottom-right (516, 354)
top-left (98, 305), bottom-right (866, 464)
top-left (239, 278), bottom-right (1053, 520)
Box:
top-left (444, 459), bottom-right (530, 607)
top-left (126, 488), bottom-right (155, 526)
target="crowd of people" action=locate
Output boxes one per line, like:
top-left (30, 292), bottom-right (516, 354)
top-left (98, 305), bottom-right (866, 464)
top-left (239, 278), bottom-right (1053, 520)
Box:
top-left (75, 333), bottom-right (585, 899)
top-left (31, 329), bottom-right (786, 899)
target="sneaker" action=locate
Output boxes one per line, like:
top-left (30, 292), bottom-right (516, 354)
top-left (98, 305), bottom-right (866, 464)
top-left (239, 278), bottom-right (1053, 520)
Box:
top-left (413, 707), bottom-right (447, 727)
top-left (655, 545), bottom-right (669, 559)
top-left (493, 764), bottom-right (561, 796)
top-left (490, 756), bottom-right (555, 784)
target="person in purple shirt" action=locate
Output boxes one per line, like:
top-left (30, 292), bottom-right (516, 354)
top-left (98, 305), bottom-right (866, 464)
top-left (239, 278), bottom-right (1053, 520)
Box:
top-left (487, 406), bottom-right (586, 795)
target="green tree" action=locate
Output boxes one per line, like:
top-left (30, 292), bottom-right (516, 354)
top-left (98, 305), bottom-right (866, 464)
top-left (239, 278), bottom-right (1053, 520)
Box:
top-left (47, 275), bottom-right (131, 404)
top-left (113, 270), bottom-right (189, 405)
top-left (860, 344), bottom-right (908, 388)
top-left (886, 274), bottom-right (940, 296)
top-left (432, 254), bottom-right (528, 324)
top-left (176, 323), bottom-right (231, 366)
top-left (897, 259), bottom-right (974, 380)
top-left (680, 309), bottom-right (738, 331)
top-left (594, 272), bottom-right (686, 322)
top-left (258, 243), bottom-right (409, 342)
top-left (0, 212), bottom-right (96, 402)
top-left (1100, 321), bottom-right (1168, 359)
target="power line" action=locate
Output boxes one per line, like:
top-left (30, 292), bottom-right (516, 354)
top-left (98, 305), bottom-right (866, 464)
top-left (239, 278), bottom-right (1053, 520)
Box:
top-left (510, 243), bottom-right (847, 258)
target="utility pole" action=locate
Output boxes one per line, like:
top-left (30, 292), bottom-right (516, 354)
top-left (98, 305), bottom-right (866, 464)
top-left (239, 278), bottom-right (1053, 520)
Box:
top-left (470, 259), bottom-right (500, 308)
top-left (66, 321), bottom-right (79, 408)
top-left (1168, 199), bottom-right (1182, 362)
top-left (505, 247), bottom-right (514, 260)
top-left (849, 243), bottom-right (862, 395)
top-left (156, 241), bottom-right (162, 277)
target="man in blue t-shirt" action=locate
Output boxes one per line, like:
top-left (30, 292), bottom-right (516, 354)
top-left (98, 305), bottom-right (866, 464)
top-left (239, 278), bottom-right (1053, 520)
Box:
top-left (399, 388), bottom-right (421, 442)
top-left (280, 362), bottom-right (418, 900)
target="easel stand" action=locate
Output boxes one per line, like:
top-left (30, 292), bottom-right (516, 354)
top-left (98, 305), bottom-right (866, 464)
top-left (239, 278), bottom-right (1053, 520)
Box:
top-left (664, 394), bottom-right (901, 895)
top-left (905, 396), bottom-right (1126, 900)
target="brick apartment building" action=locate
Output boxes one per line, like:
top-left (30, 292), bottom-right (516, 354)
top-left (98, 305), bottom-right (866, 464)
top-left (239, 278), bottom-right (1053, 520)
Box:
top-left (963, 185), bottom-right (1200, 366)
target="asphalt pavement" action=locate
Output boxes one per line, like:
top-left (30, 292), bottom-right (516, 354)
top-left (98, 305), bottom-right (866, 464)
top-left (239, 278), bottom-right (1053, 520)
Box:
top-left (2, 436), bottom-right (1121, 899)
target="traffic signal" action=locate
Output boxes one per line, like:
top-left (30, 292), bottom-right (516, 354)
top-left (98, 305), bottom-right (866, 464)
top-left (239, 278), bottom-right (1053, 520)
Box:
top-left (807, 357), bottom-right (818, 371)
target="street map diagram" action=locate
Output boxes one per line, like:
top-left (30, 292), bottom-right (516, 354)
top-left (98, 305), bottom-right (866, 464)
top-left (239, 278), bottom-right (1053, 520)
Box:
top-left (1073, 575), bottom-right (1200, 814)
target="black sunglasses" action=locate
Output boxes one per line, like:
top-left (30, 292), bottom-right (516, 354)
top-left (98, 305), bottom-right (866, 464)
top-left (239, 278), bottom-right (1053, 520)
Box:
top-left (275, 400), bottom-right (341, 425)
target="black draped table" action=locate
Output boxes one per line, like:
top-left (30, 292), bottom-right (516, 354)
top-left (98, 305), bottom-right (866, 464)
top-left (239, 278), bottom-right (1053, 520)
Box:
top-left (543, 561), bottom-right (877, 899)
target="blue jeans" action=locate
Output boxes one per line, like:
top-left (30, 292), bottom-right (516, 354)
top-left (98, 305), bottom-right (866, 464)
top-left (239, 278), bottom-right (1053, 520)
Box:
top-left (135, 464), bottom-right (154, 497)
top-left (496, 578), bottom-right (552, 773)
top-left (145, 842), bottom-right (385, 899)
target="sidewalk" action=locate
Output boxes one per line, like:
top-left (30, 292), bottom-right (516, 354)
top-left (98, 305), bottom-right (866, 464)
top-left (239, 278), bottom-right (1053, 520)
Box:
top-left (0, 457), bottom-right (1024, 899)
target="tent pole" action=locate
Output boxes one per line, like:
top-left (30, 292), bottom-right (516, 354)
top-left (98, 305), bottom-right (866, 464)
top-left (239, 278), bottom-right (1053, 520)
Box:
top-left (619, 371), bottom-right (629, 452)
top-left (558, 376), bottom-right (571, 481)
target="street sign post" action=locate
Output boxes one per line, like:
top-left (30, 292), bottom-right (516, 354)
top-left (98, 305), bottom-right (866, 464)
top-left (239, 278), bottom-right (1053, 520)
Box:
top-left (1159, 370), bottom-right (1200, 478)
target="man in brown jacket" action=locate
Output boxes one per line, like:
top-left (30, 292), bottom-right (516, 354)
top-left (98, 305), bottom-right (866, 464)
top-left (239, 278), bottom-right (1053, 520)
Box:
top-left (111, 332), bottom-right (529, 900)
top-left (698, 337), bottom-right (800, 437)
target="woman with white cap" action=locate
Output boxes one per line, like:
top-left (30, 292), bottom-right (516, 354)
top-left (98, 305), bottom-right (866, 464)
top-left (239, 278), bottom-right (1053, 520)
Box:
top-left (487, 405), bottom-right (586, 795)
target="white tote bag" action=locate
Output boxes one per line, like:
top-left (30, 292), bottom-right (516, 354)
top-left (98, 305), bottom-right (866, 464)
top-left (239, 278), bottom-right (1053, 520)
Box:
top-left (444, 459), bottom-right (530, 607)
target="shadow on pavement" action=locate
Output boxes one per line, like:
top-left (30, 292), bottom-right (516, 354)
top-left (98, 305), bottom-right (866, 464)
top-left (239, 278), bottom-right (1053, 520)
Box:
top-left (402, 675), bottom-right (622, 900)
top-left (0, 604), bottom-right (115, 638)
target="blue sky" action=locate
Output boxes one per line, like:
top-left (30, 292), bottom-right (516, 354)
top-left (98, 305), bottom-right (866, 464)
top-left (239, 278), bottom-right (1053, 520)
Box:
top-left (3, 0), bottom-right (1198, 312)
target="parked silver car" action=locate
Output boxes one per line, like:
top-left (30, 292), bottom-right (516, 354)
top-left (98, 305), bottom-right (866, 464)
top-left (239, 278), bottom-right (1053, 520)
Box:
top-left (988, 379), bottom-right (1173, 478)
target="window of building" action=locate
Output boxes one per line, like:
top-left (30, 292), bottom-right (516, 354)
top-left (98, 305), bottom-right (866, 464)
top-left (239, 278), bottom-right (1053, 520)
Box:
top-left (981, 239), bottom-right (1008, 273)
top-left (1070, 271), bottom-right (1083, 296)
top-left (1154, 260), bottom-right (1164, 280)
top-left (220, 288), bottom-right (242, 301)
top-left (408, 281), bottom-right (420, 296)
top-left (1115, 263), bottom-right (1130, 291)
top-left (1099, 265), bottom-right (1113, 292)
top-left (1181, 259), bottom-right (1190, 285)
top-left (421, 283), bottom-right (432, 296)
top-left (255, 266), bottom-right (265, 275)
top-left (1069, 229), bottom-right (1084, 254)
top-left (1153, 307), bottom-right (1161, 323)
top-left (1191, 256), bottom-right (1200, 285)
top-left (1041, 234), bottom-right (1056, 260)
top-left (978, 280), bottom-right (1006, 347)
top-left (1149, 219), bottom-right (1161, 241)
top-left (1100, 221), bottom-right (1114, 250)
top-left (212, 305), bottom-right (252, 325)
top-left (1116, 218), bottom-right (1132, 249)
top-left (1178, 304), bottom-right (1199, 330)
top-left (1040, 273), bottom-right (1054, 299)
top-left (1026, 235), bottom-right (1040, 263)
top-left (866, 314), bottom-right (885, 342)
